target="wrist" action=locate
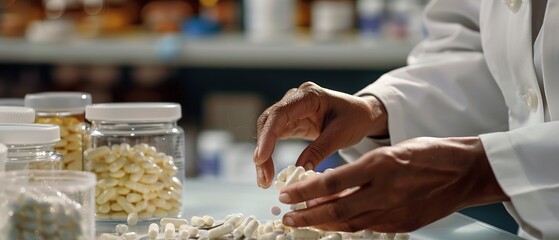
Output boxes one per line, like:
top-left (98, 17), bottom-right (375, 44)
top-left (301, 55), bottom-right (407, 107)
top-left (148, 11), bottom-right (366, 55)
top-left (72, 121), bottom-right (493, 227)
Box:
top-left (359, 94), bottom-right (389, 138)
top-left (453, 137), bottom-right (510, 207)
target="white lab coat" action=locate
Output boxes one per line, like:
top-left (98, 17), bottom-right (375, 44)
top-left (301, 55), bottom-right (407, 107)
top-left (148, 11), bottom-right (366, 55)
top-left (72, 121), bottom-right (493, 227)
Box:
top-left (339, 0), bottom-right (559, 239)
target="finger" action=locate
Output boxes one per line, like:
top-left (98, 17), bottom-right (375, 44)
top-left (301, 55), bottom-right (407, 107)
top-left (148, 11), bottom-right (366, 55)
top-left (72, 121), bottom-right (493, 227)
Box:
top-left (282, 186), bottom-right (369, 227)
top-left (294, 117), bottom-right (353, 171)
top-left (280, 157), bottom-right (378, 204)
top-left (254, 90), bottom-right (320, 165)
top-left (255, 155), bottom-right (276, 189)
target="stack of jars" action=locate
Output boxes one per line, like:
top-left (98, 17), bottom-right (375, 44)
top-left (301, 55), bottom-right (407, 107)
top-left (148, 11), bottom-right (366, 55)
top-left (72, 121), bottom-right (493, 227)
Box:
top-left (0, 91), bottom-right (186, 238)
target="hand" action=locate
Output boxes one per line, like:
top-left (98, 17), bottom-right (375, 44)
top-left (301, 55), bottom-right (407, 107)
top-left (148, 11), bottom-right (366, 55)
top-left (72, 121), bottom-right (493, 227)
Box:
top-left (253, 82), bottom-right (388, 188)
top-left (277, 137), bottom-right (509, 233)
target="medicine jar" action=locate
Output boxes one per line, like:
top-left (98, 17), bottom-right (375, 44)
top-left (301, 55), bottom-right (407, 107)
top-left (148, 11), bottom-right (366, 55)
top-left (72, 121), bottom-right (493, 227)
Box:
top-left (25, 92), bottom-right (92, 171)
top-left (0, 170), bottom-right (96, 240)
top-left (0, 106), bottom-right (35, 123)
top-left (0, 124), bottom-right (62, 171)
top-left (85, 102), bottom-right (185, 222)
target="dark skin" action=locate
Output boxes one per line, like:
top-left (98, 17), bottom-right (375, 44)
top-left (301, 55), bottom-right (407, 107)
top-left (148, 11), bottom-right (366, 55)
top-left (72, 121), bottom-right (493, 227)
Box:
top-left (253, 81), bottom-right (509, 233)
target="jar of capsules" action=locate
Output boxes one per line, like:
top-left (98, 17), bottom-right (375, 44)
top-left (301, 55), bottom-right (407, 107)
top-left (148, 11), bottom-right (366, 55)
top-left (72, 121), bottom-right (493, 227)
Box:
top-left (85, 102), bottom-right (185, 223)
top-left (0, 170), bottom-right (96, 240)
top-left (0, 124), bottom-right (63, 171)
top-left (25, 92), bottom-right (92, 170)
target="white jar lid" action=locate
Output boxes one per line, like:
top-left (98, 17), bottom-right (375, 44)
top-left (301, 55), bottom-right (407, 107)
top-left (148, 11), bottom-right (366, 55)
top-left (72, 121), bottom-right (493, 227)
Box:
top-left (24, 92), bottom-right (92, 112)
top-left (0, 106), bottom-right (36, 123)
top-left (0, 143), bottom-right (6, 172)
top-left (0, 124), bottom-right (60, 144)
top-left (86, 102), bottom-right (182, 122)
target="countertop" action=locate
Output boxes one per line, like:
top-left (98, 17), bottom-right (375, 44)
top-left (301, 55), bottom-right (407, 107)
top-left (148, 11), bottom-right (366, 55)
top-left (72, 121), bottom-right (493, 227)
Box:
top-left (96, 178), bottom-right (523, 239)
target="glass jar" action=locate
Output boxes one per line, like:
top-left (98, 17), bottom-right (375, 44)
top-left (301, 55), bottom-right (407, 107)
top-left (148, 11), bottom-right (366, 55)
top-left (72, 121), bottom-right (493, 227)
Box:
top-left (0, 124), bottom-right (63, 171)
top-left (0, 170), bottom-right (96, 240)
top-left (85, 102), bottom-right (185, 223)
top-left (24, 92), bottom-right (92, 171)
top-left (0, 106), bottom-right (35, 123)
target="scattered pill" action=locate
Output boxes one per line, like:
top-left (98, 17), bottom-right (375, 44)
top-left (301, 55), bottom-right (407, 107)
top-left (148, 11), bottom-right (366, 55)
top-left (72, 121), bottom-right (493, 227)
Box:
top-left (271, 205), bottom-right (282, 216)
top-left (116, 224), bottom-right (129, 234)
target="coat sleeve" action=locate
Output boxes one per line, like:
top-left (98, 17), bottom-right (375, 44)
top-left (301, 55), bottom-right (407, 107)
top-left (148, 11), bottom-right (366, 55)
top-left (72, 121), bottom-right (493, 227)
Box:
top-left (480, 122), bottom-right (559, 239)
top-left (340, 0), bottom-right (509, 159)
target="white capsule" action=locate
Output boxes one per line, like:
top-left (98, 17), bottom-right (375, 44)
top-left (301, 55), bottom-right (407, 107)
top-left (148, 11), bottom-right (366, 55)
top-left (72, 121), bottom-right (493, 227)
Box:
top-left (179, 228), bottom-right (190, 240)
top-left (258, 232), bottom-right (279, 240)
top-left (127, 212), bottom-right (138, 226)
top-left (290, 202), bottom-right (307, 211)
top-left (320, 233), bottom-right (342, 240)
top-left (98, 233), bottom-right (123, 240)
top-left (263, 221), bottom-right (275, 234)
top-left (160, 218), bottom-right (189, 229)
top-left (165, 223), bottom-right (176, 239)
top-left (122, 232), bottom-right (139, 240)
top-left (273, 180), bottom-right (286, 190)
top-left (243, 219), bottom-right (259, 238)
top-left (207, 222), bottom-right (235, 239)
top-left (185, 225), bottom-right (199, 238)
top-left (191, 216), bottom-right (205, 227)
top-left (225, 214), bottom-right (244, 228)
top-left (84, 146), bottom-right (111, 161)
top-left (148, 223), bottom-right (159, 239)
top-left (202, 215), bottom-right (215, 226)
top-left (117, 196), bottom-right (136, 214)
top-left (284, 166), bottom-right (305, 186)
top-left (292, 228), bottom-right (319, 240)
top-left (116, 224), bottom-right (129, 234)
top-left (233, 226), bottom-right (245, 239)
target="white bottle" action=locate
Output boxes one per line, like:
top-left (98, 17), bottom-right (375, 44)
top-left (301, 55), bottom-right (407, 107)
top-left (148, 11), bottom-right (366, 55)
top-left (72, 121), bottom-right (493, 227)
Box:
top-left (387, 0), bottom-right (424, 41)
top-left (357, 0), bottom-right (386, 39)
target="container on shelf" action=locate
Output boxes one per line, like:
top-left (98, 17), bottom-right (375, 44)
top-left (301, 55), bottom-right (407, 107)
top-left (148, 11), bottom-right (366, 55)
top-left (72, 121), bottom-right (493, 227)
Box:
top-left (357, 0), bottom-right (386, 39)
top-left (25, 92), bottom-right (92, 171)
top-left (311, 0), bottom-right (354, 41)
top-left (0, 106), bottom-right (35, 123)
top-left (244, 0), bottom-right (295, 42)
top-left (0, 170), bottom-right (96, 240)
top-left (84, 102), bottom-right (185, 223)
top-left (0, 123), bottom-right (62, 171)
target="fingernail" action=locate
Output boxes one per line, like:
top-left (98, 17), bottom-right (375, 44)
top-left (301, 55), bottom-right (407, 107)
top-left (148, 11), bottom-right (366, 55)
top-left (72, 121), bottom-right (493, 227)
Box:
top-left (279, 193), bottom-right (291, 203)
top-left (283, 216), bottom-right (295, 227)
top-left (304, 162), bottom-right (314, 170)
top-left (257, 167), bottom-right (266, 188)
top-left (253, 146), bottom-right (260, 162)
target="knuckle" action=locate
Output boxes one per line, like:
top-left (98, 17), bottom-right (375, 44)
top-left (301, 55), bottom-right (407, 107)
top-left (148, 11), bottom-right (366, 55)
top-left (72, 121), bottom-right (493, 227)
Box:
top-left (306, 144), bottom-right (327, 163)
top-left (299, 81), bottom-right (317, 89)
top-left (320, 173), bottom-right (341, 195)
top-left (325, 203), bottom-right (346, 220)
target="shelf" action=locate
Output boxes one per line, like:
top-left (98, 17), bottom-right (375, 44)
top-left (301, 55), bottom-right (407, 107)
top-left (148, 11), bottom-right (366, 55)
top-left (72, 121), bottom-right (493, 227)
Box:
top-left (0, 34), bottom-right (417, 69)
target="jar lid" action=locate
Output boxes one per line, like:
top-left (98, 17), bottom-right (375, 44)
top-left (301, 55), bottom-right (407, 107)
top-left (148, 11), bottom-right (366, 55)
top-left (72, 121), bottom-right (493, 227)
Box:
top-left (0, 106), bottom-right (36, 123)
top-left (0, 98), bottom-right (25, 106)
top-left (0, 124), bottom-right (60, 144)
top-left (86, 102), bottom-right (182, 122)
top-left (24, 92), bottom-right (92, 112)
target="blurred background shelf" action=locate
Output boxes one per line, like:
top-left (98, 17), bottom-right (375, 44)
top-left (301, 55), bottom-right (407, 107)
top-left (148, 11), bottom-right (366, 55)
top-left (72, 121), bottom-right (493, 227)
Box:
top-left (0, 34), bottom-right (416, 69)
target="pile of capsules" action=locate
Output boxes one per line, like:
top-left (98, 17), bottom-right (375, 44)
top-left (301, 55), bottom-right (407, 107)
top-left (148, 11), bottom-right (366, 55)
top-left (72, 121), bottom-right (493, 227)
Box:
top-left (97, 214), bottom-right (410, 240)
top-left (84, 143), bottom-right (183, 222)
top-left (3, 189), bottom-right (84, 240)
top-left (36, 115), bottom-right (85, 170)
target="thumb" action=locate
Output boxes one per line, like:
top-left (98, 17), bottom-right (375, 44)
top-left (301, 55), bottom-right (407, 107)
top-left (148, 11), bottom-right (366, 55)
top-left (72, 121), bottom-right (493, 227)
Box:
top-left (295, 122), bottom-right (346, 171)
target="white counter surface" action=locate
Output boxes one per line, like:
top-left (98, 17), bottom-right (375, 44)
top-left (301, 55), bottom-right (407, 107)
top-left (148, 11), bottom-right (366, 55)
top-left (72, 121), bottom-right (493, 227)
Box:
top-left (97, 178), bottom-right (522, 239)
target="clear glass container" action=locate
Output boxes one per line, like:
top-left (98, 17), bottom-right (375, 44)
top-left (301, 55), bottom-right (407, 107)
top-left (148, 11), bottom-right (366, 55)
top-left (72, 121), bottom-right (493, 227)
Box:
top-left (25, 92), bottom-right (92, 171)
top-left (85, 102), bottom-right (185, 223)
top-left (0, 106), bottom-right (35, 123)
top-left (0, 124), bottom-right (63, 171)
top-left (0, 170), bottom-right (96, 240)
